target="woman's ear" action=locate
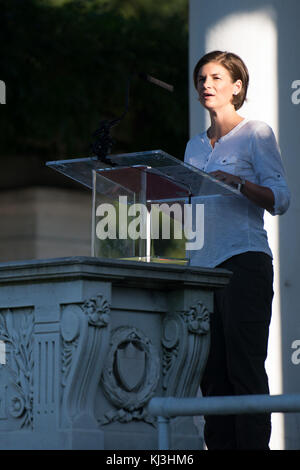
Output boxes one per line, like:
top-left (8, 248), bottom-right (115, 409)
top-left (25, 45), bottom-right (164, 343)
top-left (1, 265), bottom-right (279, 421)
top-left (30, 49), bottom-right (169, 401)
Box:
top-left (234, 79), bottom-right (243, 95)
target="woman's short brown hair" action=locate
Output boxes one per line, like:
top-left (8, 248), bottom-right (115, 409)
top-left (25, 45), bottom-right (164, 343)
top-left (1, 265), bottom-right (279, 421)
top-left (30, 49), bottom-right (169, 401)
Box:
top-left (193, 50), bottom-right (249, 111)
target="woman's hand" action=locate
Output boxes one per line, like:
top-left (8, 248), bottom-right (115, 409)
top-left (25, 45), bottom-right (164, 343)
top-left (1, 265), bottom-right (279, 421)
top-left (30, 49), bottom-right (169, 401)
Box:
top-left (209, 170), bottom-right (242, 189)
top-left (209, 170), bottom-right (275, 213)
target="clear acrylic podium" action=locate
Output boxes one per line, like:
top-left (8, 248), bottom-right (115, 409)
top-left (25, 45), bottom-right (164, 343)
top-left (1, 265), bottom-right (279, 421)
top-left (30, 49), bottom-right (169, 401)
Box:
top-left (46, 150), bottom-right (239, 265)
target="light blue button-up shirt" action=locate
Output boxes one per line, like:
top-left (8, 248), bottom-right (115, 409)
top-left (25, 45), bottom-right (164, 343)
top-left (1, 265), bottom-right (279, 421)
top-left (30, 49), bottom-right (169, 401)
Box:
top-left (184, 119), bottom-right (290, 268)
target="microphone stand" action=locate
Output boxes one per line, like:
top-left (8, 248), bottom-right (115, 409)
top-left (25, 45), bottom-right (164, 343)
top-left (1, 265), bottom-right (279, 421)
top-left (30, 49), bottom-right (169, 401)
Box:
top-left (90, 73), bottom-right (173, 165)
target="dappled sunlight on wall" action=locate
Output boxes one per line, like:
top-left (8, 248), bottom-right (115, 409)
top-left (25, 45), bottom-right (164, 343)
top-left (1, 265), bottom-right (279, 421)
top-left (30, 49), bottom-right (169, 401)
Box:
top-left (203, 7), bottom-right (283, 450)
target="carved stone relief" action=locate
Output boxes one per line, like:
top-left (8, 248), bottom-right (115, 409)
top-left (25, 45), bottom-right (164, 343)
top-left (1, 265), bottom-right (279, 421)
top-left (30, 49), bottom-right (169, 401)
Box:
top-left (162, 300), bottom-right (210, 398)
top-left (61, 305), bottom-right (81, 388)
top-left (100, 326), bottom-right (160, 426)
top-left (60, 293), bottom-right (111, 427)
top-left (0, 308), bottom-right (34, 430)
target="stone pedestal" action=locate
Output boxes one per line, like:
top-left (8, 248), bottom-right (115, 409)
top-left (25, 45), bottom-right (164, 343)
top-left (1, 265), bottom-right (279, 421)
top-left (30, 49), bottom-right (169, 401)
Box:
top-left (0, 257), bottom-right (230, 450)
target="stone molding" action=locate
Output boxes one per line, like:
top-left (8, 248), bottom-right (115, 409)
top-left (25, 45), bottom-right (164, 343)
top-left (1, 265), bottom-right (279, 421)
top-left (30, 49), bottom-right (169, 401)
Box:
top-left (162, 301), bottom-right (210, 398)
top-left (100, 326), bottom-right (160, 426)
top-left (0, 308), bottom-right (34, 430)
top-left (61, 293), bottom-right (110, 428)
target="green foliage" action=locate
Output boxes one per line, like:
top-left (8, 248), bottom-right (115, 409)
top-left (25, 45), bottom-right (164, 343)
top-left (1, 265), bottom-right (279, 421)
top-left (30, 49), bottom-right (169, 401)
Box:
top-left (0, 0), bottom-right (188, 162)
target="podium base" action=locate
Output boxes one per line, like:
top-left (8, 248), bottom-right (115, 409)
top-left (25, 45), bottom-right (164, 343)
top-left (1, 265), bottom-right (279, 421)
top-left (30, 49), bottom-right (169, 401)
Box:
top-left (0, 256), bottom-right (231, 450)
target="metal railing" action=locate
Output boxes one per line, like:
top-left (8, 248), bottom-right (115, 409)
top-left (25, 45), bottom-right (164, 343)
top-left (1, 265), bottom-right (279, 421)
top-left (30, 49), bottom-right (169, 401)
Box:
top-left (148, 393), bottom-right (300, 450)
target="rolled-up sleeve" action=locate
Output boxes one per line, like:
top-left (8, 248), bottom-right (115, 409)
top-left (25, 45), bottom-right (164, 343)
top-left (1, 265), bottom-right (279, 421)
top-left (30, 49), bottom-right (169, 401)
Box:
top-left (251, 122), bottom-right (291, 215)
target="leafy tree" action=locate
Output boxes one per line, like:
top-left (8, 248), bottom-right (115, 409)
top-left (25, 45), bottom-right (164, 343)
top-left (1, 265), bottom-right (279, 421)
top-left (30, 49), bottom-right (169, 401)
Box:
top-left (0, 0), bottom-right (188, 166)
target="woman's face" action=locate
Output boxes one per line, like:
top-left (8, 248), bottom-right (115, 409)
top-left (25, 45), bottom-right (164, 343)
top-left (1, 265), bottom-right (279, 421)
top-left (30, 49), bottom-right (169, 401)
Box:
top-left (196, 61), bottom-right (241, 111)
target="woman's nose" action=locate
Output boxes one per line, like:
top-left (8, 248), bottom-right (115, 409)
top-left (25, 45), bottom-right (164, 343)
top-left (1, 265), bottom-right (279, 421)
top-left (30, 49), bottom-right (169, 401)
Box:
top-left (199, 77), bottom-right (212, 89)
top-left (203, 78), bottom-right (212, 88)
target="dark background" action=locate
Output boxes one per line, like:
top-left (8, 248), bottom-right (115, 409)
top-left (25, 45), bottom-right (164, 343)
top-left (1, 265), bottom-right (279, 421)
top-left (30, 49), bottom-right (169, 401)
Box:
top-left (0, 0), bottom-right (189, 188)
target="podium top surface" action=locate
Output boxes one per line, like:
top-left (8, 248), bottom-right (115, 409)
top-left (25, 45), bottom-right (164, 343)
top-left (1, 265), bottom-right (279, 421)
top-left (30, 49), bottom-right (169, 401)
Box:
top-left (46, 150), bottom-right (240, 197)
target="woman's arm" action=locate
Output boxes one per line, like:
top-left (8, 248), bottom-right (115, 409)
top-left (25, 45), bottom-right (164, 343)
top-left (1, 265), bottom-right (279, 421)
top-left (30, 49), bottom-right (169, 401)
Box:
top-left (240, 179), bottom-right (274, 212)
top-left (209, 170), bottom-right (275, 212)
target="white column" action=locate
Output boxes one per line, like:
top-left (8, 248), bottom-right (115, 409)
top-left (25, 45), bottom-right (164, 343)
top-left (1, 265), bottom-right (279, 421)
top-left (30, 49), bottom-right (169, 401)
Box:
top-left (189, 0), bottom-right (300, 450)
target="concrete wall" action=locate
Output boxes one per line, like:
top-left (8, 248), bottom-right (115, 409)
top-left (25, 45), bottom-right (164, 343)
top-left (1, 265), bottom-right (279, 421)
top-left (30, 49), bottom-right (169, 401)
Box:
top-left (0, 187), bottom-right (91, 262)
top-left (188, 0), bottom-right (300, 449)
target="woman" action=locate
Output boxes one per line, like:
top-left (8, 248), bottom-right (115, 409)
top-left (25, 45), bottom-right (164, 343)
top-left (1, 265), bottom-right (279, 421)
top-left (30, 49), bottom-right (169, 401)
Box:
top-left (184, 51), bottom-right (290, 450)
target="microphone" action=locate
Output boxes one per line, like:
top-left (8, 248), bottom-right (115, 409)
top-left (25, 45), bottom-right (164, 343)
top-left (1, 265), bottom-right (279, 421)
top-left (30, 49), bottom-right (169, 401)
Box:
top-left (138, 72), bottom-right (174, 93)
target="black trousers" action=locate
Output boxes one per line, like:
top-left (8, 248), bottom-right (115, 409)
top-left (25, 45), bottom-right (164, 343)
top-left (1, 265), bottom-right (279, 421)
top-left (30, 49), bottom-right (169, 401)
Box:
top-left (201, 251), bottom-right (274, 450)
